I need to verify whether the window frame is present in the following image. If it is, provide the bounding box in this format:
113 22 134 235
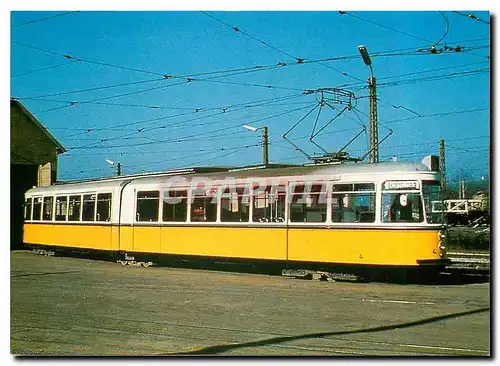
189 187 219 223
24 197 33 221
32 197 43 221
251 184 287 224
96 192 113 222
135 190 160 223
289 183 328 223
162 189 189 223
380 191 424 224
42 196 54 221
220 186 251 223
68 195 83 222
82 193 97 222
55 195 69 222
331 182 377 224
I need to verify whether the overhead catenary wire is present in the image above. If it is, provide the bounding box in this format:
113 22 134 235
60 105 488 158
11 60 79 79
12 33 492 179
200 11 365 82
381 107 489 125
339 11 431 43
67 103 317 150
351 68 489 91
27 69 306 115
12 11 79 27
12 38 488 113
70 143 261 176
56 93 308 142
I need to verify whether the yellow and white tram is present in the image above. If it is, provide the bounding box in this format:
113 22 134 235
22 158 448 279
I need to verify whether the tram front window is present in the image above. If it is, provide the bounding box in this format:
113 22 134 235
423 180 444 224
382 193 423 223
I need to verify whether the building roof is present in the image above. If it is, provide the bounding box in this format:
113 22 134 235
11 99 66 154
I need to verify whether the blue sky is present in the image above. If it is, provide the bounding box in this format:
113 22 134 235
10 11 490 182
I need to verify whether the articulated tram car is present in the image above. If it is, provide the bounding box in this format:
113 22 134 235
23 160 448 279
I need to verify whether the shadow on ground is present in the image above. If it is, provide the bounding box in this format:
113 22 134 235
168 307 490 355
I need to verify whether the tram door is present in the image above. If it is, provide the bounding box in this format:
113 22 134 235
132 190 161 253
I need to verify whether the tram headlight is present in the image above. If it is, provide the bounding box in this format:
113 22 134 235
438 230 447 257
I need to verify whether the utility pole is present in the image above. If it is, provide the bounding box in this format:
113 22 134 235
358 45 379 163
243 124 269 166
262 126 269 166
439 139 446 193
458 168 465 199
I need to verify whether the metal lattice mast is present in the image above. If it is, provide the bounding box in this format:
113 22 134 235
439 139 446 192
369 76 379 163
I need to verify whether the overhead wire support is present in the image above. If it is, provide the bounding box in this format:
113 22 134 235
452 11 490 25
431 11 450 48
341 11 481 58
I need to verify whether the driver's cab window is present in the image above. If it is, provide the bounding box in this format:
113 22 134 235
382 193 423 223
381 180 423 223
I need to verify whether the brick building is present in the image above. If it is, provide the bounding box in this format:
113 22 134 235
10 99 66 249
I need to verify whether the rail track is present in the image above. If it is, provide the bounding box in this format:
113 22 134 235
444 251 490 279
447 251 490 268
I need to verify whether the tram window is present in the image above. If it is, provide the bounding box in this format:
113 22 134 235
252 185 286 223
190 189 217 222
68 195 82 221
221 187 250 222
136 191 159 222
290 184 327 223
382 193 423 223
82 194 96 221
163 190 188 222
96 193 112 222
55 196 68 221
423 181 444 224
32 197 42 221
332 183 375 192
332 183 376 223
24 198 32 220
42 196 54 221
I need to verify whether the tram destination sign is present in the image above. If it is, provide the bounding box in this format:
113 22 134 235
383 180 420 190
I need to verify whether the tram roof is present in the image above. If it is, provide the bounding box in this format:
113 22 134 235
126 161 438 185
26 161 439 195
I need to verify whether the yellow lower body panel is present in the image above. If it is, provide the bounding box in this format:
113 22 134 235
287 228 441 266
120 226 287 260
23 223 441 267
23 224 117 251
